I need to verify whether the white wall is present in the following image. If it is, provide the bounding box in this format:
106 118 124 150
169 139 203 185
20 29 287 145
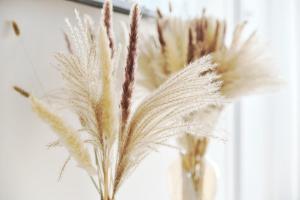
238 0 299 200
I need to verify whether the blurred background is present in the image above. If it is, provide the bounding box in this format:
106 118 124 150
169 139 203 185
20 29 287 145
0 0 299 200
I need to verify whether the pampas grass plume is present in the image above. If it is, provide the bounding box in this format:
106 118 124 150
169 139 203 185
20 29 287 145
14 86 95 175
99 22 116 141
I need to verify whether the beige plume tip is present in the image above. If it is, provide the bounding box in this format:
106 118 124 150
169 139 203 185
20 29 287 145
13 86 30 98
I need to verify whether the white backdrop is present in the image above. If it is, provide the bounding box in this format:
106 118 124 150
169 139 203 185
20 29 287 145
1 0 299 200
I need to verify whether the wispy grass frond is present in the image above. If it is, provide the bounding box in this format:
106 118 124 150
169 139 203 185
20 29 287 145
215 26 282 98
139 14 280 98
114 56 222 192
30 95 96 174
14 87 95 175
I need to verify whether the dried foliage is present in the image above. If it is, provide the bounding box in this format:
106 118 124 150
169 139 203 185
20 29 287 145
14 86 95 175
14 1 224 200
138 10 282 196
138 13 281 97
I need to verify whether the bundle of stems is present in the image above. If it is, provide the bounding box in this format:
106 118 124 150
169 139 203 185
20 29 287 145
138 9 281 197
14 1 224 199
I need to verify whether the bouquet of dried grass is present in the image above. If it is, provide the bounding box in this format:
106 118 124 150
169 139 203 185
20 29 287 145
14 1 224 200
138 9 281 199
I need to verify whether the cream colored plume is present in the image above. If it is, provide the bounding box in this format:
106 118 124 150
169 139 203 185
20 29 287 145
30 95 95 175
137 14 281 141
137 12 282 200
138 15 281 99
56 10 103 138
215 24 282 98
115 56 223 188
99 22 116 140
138 17 189 90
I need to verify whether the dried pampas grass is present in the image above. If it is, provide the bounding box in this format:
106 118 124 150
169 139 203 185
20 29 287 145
13 86 95 175
138 10 282 139
138 9 282 198
138 13 281 98
13 1 224 200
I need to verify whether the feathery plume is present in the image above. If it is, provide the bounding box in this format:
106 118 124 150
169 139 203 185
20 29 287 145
138 14 280 98
114 56 223 193
99 22 115 141
120 4 140 132
14 86 95 175
102 0 114 57
137 11 282 199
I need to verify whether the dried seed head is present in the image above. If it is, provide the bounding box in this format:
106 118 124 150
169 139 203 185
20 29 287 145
120 4 140 132
102 0 114 57
12 21 20 36
13 86 29 98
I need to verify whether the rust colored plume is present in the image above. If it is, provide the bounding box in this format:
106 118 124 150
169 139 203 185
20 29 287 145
103 0 114 57
120 4 140 132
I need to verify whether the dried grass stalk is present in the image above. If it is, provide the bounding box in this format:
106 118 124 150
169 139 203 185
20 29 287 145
14 87 95 175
